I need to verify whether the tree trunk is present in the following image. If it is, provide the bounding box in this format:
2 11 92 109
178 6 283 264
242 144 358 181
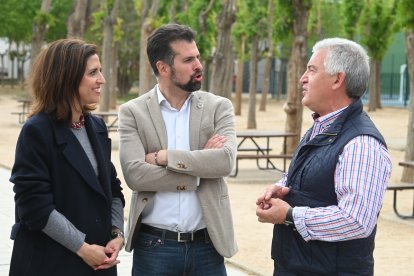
247 35 259 129
368 59 380 112
402 30 414 182
67 0 89 38
235 59 244 115
138 0 160 96
284 0 311 153
259 0 274 111
234 36 246 115
376 62 382 108
110 42 119 109
276 58 287 100
30 0 52 67
100 0 120 112
209 0 236 98
259 57 272 111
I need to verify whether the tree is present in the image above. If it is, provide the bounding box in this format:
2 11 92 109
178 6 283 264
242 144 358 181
398 0 414 182
247 34 259 129
282 0 311 153
259 0 275 112
232 0 249 115
31 0 52 67
360 0 398 111
341 0 364 39
138 0 160 96
115 0 140 96
99 0 120 112
245 0 267 129
175 0 219 92
234 36 246 115
209 0 236 98
67 0 91 38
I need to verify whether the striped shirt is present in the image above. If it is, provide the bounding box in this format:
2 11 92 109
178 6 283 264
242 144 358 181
277 107 392 242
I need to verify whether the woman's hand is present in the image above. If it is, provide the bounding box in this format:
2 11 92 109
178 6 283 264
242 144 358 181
94 237 124 270
76 242 112 270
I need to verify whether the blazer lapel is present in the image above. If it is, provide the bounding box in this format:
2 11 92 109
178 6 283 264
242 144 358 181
146 88 168 149
84 115 112 206
189 92 204 150
53 119 106 199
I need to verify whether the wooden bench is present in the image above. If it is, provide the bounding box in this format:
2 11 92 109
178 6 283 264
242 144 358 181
387 182 414 219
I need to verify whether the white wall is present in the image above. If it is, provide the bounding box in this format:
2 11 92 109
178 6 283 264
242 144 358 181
0 38 31 79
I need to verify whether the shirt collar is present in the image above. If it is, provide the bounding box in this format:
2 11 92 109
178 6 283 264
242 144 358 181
156 85 193 109
312 106 348 130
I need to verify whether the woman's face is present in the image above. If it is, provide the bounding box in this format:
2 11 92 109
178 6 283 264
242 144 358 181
78 54 105 107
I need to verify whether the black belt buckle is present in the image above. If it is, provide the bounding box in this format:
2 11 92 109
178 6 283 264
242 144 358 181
177 231 194 242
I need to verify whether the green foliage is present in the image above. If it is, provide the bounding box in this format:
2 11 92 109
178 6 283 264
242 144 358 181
397 0 414 30
44 0 72 41
175 0 221 61
117 0 141 94
341 0 364 39
0 0 41 43
360 0 398 59
35 11 55 30
271 0 294 59
307 0 343 43
87 10 106 43
233 0 267 59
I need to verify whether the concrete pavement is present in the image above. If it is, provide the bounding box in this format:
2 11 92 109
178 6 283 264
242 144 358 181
0 166 251 275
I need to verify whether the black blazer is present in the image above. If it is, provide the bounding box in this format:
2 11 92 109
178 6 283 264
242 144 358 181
9 112 124 276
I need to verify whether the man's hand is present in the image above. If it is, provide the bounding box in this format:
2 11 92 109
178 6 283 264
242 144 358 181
256 184 290 209
256 198 291 224
204 134 227 149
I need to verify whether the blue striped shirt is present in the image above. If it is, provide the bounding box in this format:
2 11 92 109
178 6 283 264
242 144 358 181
278 108 392 242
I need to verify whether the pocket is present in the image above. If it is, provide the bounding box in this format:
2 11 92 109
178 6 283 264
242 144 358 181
135 232 163 250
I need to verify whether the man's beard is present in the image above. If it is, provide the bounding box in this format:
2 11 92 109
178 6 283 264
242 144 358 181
171 68 202 93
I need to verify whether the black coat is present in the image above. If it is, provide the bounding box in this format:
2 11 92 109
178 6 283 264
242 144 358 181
9 112 124 276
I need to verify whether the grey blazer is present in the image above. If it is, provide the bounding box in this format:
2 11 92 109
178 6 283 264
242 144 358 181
118 87 238 257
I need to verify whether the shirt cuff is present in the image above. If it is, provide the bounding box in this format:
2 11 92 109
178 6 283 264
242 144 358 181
292 206 311 241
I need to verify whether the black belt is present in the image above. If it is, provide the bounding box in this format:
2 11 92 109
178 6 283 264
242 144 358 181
140 224 208 242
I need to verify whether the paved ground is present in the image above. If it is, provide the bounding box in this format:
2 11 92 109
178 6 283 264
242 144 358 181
0 166 250 276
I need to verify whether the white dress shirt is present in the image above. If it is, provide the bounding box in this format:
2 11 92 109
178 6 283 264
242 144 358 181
141 86 206 232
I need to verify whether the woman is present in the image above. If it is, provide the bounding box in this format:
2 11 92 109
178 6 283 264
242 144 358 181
9 38 125 276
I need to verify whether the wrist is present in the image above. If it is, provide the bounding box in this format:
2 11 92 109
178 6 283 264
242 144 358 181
284 207 295 227
111 228 124 240
154 151 160 166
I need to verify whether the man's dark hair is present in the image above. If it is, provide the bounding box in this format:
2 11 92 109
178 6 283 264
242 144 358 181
147 24 196 76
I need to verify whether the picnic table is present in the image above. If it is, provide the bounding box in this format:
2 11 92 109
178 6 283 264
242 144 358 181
11 99 31 124
387 161 414 219
92 111 118 132
230 130 297 177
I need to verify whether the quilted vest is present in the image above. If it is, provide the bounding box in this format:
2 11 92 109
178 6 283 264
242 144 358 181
272 99 386 275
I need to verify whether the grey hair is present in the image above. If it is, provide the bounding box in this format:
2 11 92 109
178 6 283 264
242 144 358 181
313 38 370 99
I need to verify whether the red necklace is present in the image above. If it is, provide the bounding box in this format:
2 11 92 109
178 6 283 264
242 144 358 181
70 115 85 129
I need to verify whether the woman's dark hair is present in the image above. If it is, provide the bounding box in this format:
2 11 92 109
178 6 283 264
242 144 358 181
147 24 196 76
29 38 98 121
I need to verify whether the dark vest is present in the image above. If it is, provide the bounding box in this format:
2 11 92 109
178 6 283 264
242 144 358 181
272 100 386 276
